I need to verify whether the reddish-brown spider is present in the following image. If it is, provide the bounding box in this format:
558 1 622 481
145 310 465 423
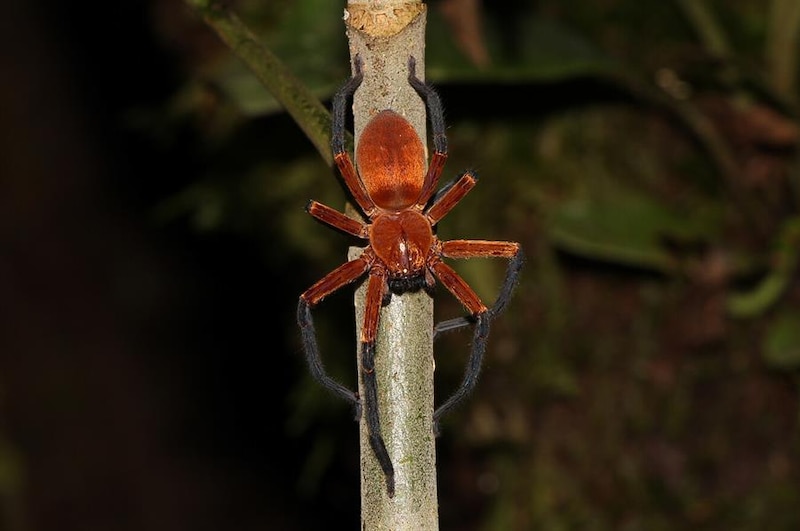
297 56 523 497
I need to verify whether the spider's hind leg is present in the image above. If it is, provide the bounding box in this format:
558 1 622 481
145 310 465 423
408 56 446 154
408 56 449 208
331 55 364 156
329 56 376 217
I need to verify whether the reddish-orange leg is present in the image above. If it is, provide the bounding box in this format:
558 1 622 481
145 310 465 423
297 55 523 497
428 239 523 427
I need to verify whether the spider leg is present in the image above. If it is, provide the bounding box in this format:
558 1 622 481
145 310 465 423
408 56 448 207
434 240 524 339
425 171 478 226
360 269 396 497
331 55 377 217
432 316 473 337
298 256 371 418
428 259 488 434
408 56 446 155
331 55 364 156
306 200 368 239
434 312 490 433
428 241 523 433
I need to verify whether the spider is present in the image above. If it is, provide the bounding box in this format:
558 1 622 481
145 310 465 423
297 55 523 498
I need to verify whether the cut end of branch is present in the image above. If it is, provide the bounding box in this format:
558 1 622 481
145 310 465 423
345 1 425 37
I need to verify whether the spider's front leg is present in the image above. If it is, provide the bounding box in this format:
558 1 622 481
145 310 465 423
423 170 524 336
360 268 396 497
433 238 525 338
297 256 371 417
428 240 523 433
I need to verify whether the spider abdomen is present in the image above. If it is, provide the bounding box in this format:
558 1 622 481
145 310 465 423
356 110 426 210
371 210 433 278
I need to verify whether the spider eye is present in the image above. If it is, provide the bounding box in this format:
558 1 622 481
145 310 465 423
371 211 433 277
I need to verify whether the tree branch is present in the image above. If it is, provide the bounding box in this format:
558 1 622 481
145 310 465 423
185 0 438 525
184 0 334 164
344 1 439 529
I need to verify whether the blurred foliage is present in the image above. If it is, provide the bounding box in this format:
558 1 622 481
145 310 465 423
155 0 800 529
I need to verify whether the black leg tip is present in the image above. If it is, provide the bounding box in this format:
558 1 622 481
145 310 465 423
353 54 364 75
408 56 420 81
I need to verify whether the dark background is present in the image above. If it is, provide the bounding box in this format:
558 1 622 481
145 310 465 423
1 1 799 530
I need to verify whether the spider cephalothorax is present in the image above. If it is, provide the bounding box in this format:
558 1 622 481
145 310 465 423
297 56 523 497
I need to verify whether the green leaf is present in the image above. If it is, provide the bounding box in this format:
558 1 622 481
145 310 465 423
208 0 348 117
186 1 336 163
547 185 721 272
727 216 800 318
763 310 800 371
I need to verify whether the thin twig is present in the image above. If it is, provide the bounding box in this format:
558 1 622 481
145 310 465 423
344 1 439 529
185 0 333 164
